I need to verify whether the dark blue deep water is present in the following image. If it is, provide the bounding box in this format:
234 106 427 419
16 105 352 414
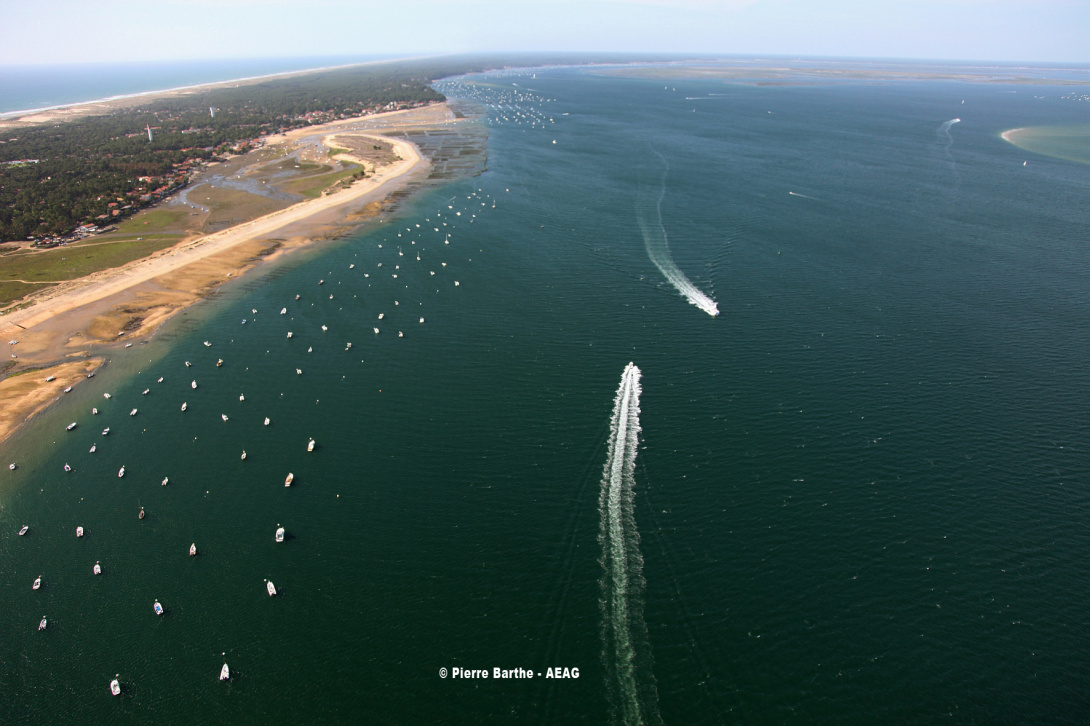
2 65 1088 724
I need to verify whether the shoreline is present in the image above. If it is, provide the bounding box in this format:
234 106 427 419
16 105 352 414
0 55 433 124
0 104 448 446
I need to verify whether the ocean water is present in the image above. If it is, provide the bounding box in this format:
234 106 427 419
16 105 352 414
1 65 1088 724
0 56 390 115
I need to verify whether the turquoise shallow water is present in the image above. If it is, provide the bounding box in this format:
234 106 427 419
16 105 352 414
2 66 1088 724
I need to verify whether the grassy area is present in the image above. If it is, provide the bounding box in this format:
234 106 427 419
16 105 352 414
327 146 349 157
0 235 181 284
116 208 191 235
0 280 53 307
278 162 363 199
194 187 284 232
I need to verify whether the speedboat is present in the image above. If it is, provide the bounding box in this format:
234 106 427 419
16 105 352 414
241 450 247 460
219 662 230 681
129 408 137 416
102 427 110 435
191 380 197 389
110 677 121 696
203 341 212 347
94 561 102 575
216 359 223 367
275 526 285 543
76 526 84 537
264 417 270 426
18 525 28 535
374 327 380 334
181 402 187 411
157 377 163 383
377 313 384 320
185 361 191 367
221 414 229 422
142 389 149 395
307 439 315 452
118 466 125 478
239 394 245 402
64 463 72 472
294 294 300 300
266 580 277 596
295 369 302 375
66 422 77 431
9 463 15 471
161 477 169 486
280 308 287 315
103 393 111 399
189 543 197 556
284 472 293 487
286 332 293 339
153 600 163 615
138 507 145 519
92 407 98 415
398 331 403 338
90 445 96 453
39 617 47 631
321 325 328 332
32 576 41 590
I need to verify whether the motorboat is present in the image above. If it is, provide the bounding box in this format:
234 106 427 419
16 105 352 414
191 380 197 389
264 417 270 426
9 463 15 471
110 677 121 696
221 414 229 422
161 477 169 486
286 332 293 339
216 359 223 367
239 394 245 402
138 507 145 519
92 407 98 415
76 526 84 537
39 617 47 631
153 600 163 615
118 466 125 478
398 332 404 338
181 402 187 411
321 325 328 332
284 473 293 487
189 543 197 556
203 341 212 347
219 662 230 681
90 445 96 453
294 294 300 300
241 450 247 460
94 561 102 575
295 369 302 375
280 308 287 315
157 377 163 383
129 408 138 416
64 463 72 472
66 422 77 431
103 393 111 399
102 427 110 435
142 389 149 395
18 525 28 535
185 361 192 367
266 580 277 597
307 439 315 452
374 327 380 334
32 576 41 590
275 526 285 542
46 375 56 382
64 386 73 393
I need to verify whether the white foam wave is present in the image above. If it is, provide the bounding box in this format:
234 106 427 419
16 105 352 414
636 150 719 317
599 363 660 725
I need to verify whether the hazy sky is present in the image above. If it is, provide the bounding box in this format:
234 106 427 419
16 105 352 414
1 0 1086 65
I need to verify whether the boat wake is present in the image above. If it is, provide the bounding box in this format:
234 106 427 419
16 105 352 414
938 118 962 182
636 150 719 317
598 363 661 726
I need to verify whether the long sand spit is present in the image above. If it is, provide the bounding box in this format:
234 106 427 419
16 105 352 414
0 106 435 445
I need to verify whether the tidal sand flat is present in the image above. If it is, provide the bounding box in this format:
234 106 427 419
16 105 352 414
1001 124 1090 163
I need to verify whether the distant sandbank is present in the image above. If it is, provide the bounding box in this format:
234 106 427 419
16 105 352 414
1000 124 1089 164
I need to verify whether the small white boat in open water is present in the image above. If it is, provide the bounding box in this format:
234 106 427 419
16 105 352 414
219 662 230 681
153 600 164 616
32 576 41 590
284 473 293 487
39 617 47 631
94 561 102 575
307 439 315 452
18 525 28 535
266 580 277 597
76 526 84 537
189 543 197 556
118 466 125 478
110 677 121 696
275 526 285 542
181 402 187 411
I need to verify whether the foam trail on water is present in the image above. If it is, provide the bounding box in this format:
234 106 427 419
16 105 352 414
599 363 661 726
637 150 719 316
938 118 962 182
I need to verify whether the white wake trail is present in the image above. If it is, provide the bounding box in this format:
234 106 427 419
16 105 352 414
599 363 661 726
636 150 719 317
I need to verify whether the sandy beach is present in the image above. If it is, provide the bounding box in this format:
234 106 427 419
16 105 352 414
0 103 454 445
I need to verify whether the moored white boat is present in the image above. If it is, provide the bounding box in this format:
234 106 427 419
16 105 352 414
219 662 230 681
189 543 197 556
89 445 96 453
66 422 77 431
266 579 277 597
191 380 198 389
110 677 121 696
221 414 229 422
264 417 271 426
241 450 247 460
181 402 187 411
153 600 163 615
102 427 110 435
307 438 315 452
129 408 137 416
161 477 169 486
94 561 102 575
39 617 47 631
275 526 285 542
284 472 293 487
32 576 41 590
76 526 84 537
18 524 28 535
118 466 125 478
